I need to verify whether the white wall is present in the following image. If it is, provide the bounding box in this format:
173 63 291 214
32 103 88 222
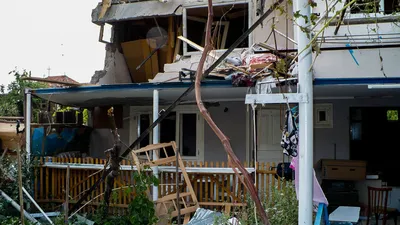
314 98 400 163
204 102 249 162
310 0 400 79
90 44 132 85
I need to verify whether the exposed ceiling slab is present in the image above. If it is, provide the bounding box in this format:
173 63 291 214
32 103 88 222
92 0 184 24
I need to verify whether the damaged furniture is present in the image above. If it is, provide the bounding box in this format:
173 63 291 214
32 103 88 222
131 142 199 224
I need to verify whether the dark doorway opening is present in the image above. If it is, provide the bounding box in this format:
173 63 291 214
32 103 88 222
350 107 400 186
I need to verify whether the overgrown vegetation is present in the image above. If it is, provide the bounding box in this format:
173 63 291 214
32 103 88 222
214 180 298 225
0 151 38 224
0 69 47 121
91 167 159 225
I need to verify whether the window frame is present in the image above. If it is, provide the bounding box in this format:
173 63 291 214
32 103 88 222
130 106 204 161
182 1 252 57
326 0 400 19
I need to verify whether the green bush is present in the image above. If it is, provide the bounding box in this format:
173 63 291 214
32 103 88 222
218 180 299 225
266 181 298 225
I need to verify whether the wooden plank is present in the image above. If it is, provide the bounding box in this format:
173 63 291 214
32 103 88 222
221 161 225 202
199 161 203 202
77 158 82 199
51 157 56 200
167 16 174 63
34 166 38 200
173 25 182 62
260 162 264 201
65 165 70 225
271 162 276 192
40 159 44 200
183 214 190 224
45 166 49 200
198 202 247 207
177 36 217 60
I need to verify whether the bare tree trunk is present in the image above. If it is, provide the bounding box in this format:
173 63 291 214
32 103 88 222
194 0 270 224
103 107 121 214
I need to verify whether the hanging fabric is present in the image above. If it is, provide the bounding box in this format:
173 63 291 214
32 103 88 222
280 109 299 157
290 144 329 208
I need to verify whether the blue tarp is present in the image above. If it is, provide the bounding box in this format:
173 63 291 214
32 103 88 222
31 127 77 156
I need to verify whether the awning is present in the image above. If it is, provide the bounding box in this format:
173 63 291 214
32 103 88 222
32 81 245 107
32 78 400 108
92 0 184 24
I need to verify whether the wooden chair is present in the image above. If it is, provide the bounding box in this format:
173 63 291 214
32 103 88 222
367 186 398 225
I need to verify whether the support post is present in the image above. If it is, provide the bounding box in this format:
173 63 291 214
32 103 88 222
17 145 25 225
296 0 314 224
152 90 160 201
25 89 32 162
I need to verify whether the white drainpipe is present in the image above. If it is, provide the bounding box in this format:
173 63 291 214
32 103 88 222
25 89 32 162
152 89 159 201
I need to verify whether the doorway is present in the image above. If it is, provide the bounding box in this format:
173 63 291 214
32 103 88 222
350 107 400 186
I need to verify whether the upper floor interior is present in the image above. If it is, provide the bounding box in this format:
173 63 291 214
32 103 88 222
89 0 400 85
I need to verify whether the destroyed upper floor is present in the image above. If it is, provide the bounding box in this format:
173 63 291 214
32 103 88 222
89 0 400 85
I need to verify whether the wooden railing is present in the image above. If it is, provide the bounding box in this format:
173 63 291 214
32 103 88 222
33 157 281 214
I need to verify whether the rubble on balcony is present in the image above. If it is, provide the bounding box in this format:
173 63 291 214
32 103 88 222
151 42 298 91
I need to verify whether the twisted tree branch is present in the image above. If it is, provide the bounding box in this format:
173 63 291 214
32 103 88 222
194 0 270 224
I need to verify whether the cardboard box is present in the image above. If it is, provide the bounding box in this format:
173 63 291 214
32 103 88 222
316 159 367 181
121 39 159 83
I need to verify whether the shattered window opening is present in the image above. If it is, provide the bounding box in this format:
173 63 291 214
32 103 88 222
185 3 249 53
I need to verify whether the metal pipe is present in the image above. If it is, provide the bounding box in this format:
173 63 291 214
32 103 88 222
320 33 400 38
296 0 314 224
255 43 400 53
274 29 298 45
152 89 160 201
25 89 32 162
23 187 54 225
0 189 40 224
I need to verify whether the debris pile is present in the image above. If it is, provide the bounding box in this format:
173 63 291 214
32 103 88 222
151 43 298 92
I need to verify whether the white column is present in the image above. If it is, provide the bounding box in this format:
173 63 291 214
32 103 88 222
296 1 314 225
152 89 160 201
25 89 32 162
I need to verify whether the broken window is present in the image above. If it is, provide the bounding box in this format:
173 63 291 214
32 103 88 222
350 0 400 14
184 3 249 53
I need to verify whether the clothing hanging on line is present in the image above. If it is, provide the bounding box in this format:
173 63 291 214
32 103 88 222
281 109 299 157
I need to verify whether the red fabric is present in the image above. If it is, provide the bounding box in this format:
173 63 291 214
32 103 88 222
247 53 278 65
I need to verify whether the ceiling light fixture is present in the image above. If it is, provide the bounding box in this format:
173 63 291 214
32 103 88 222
368 84 400 89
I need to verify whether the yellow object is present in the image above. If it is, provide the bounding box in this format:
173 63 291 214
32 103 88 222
121 39 159 83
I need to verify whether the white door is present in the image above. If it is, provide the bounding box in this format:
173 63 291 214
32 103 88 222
257 109 284 163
